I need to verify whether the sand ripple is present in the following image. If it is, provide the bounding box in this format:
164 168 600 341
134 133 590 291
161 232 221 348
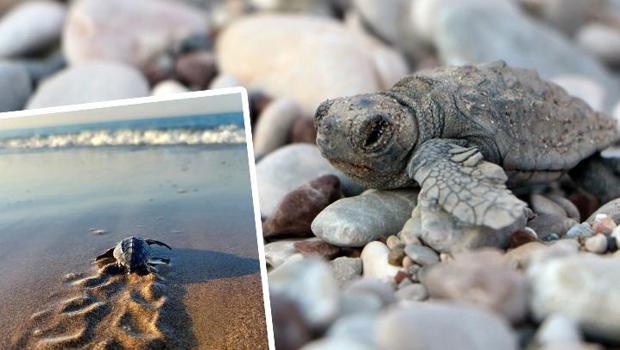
12 260 194 349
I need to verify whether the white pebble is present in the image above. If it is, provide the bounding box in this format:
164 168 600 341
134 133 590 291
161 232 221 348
584 234 607 254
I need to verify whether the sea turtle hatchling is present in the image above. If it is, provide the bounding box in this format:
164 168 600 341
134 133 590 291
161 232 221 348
314 61 619 232
95 236 172 274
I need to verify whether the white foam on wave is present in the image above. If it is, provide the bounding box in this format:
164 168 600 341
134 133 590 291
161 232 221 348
0 125 246 149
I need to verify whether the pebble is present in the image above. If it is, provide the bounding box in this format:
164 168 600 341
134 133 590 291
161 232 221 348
327 314 377 348
404 244 439 266
387 245 406 266
256 144 362 217
527 213 577 239
263 175 342 237
360 241 401 283
345 278 396 306
385 235 403 250
421 249 528 323
249 0 337 16
376 302 518 350
577 23 620 67
290 116 316 144
0 1 66 58
16 51 65 84
312 189 417 247
394 283 428 301
509 227 539 248
174 51 218 89
27 62 149 109
264 239 302 268
0 61 31 112
530 193 568 217
416 0 618 111
300 337 373 350
329 257 363 286
591 213 616 235
64 0 208 70
253 98 303 157
269 257 339 328
294 238 340 259
565 223 595 239
208 73 241 90
270 293 312 350
587 198 620 226
528 254 620 342
584 234 608 254
216 14 408 115
547 194 581 221
551 75 606 112
535 314 582 346
152 79 189 96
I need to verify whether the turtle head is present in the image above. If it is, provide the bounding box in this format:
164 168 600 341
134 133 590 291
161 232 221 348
314 93 418 189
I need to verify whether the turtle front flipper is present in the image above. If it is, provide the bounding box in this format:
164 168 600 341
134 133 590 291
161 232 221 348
95 247 115 261
407 139 528 230
145 239 172 250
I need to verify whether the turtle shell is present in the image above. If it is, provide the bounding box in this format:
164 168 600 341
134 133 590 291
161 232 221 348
113 236 151 271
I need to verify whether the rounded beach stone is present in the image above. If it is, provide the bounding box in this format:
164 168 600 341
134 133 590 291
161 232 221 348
152 79 189 96
290 116 316 144
421 249 528 323
269 257 339 328
271 293 312 350
0 1 66 58
360 241 401 283
0 61 32 112
208 73 241 90
63 0 208 70
530 194 569 217
527 213 577 239
584 234 607 254
577 23 620 67
394 283 428 301
27 62 149 109
311 189 417 247
587 198 620 225
329 257 363 286
262 174 342 237
264 239 302 268
591 213 616 234
216 14 407 115
294 238 340 260
404 244 439 266
376 302 518 350
565 223 595 239
174 51 218 89
528 254 620 342
253 98 304 157
535 313 582 346
256 144 362 217
327 314 378 349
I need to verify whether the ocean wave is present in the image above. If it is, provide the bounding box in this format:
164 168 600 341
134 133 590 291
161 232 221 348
0 125 246 149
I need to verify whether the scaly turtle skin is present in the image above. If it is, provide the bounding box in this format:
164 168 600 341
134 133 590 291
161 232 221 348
95 236 172 274
315 61 619 230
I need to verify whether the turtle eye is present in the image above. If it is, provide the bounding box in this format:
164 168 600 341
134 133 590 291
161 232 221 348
361 115 391 151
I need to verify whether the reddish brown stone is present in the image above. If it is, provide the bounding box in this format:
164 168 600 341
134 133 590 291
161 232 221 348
263 175 343 238
290 117 316 144
294 238 340 259
509 228 539 248
175 51 218 89
271 293 312 350
569 191 600 222
394 271 413 284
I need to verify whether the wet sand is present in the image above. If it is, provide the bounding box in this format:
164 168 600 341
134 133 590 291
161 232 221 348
0 145 268 349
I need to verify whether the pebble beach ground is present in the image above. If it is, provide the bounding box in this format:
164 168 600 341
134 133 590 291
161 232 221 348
2 0 620 350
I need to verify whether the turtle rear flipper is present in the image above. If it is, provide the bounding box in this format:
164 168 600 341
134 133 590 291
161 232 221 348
95 247 114 261
148 257 171 265
145 239 172 250
408 139 528 230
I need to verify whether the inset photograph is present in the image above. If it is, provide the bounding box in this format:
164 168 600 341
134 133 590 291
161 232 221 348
0 89 270 349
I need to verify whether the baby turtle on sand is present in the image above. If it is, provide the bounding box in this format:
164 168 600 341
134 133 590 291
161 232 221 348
315 61 619 231
96 236 172 274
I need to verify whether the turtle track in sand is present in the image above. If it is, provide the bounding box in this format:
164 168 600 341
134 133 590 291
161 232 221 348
11 260 196 349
